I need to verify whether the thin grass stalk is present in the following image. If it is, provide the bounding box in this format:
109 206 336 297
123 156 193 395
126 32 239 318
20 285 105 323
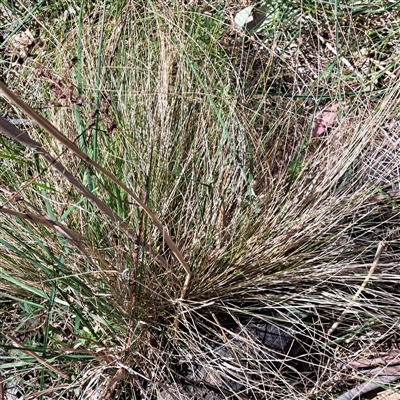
0 87 192 298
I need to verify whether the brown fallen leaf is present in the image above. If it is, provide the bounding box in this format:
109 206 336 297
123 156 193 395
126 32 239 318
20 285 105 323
339 349 400 370
374 389 400 400
311 103 338 137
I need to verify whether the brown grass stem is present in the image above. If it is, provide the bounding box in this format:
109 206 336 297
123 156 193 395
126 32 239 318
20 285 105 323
327 241 385 337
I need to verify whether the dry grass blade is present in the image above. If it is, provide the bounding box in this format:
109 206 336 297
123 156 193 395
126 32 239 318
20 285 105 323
0 206 86 250
0 204 114 284
327 242 385 337
23 384 71 400
0 82 192 299
0 114 167 281
4 334 68 379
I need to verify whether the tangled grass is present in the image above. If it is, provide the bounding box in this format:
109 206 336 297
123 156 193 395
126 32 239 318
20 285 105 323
1 1 400 399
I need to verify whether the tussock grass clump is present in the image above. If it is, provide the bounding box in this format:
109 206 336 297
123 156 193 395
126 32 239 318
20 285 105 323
1 1 400 399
